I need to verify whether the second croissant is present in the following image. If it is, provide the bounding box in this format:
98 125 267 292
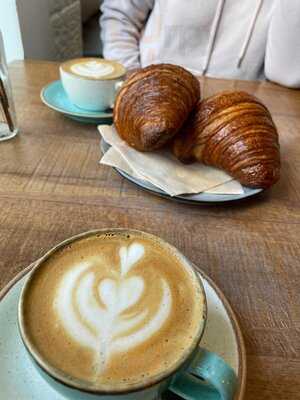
173 91 280 189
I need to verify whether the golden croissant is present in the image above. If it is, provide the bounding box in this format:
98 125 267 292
172 91 280 188
114 64 200 151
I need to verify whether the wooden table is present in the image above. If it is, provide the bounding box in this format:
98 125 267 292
0 60 300 399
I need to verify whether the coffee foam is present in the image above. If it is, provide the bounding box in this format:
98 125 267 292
70 61 115 79
23 233 204 390
61 58 126 80
54 242 172 375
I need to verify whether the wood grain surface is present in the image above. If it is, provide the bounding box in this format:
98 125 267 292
0 60 300 399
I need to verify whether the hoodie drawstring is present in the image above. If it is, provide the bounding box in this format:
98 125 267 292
202 0 225 75
203 0 264 74
238 0 264 68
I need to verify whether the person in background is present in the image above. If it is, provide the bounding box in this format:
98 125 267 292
100 0 300 88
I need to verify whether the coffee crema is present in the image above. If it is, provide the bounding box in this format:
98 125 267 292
60 58 126 80
22 232 205 390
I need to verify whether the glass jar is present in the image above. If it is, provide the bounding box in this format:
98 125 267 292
0 30 18 141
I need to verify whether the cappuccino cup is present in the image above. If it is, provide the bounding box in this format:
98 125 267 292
60 58 126 111
18 229 237 400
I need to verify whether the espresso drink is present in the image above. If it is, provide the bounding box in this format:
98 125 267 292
61 58 126 80
22 231 205 390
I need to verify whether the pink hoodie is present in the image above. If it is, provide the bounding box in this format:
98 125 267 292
100 0 300 88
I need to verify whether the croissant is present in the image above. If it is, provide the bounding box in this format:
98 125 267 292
114 64 200 151
172 91 280 188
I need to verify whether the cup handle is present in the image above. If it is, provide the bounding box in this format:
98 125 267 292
170 348 238 400
115 80 124 92
110 80 124 109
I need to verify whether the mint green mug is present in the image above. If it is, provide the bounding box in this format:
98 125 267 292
18 229 238 400
32 347 237 400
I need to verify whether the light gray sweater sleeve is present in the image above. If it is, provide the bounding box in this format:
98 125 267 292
265 0 300 88
100 0 154 69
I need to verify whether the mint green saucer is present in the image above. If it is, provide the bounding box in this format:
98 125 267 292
0 263 245 399
41 81 113 125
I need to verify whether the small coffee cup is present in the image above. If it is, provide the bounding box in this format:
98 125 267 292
18 229 237 400
60 58 126 111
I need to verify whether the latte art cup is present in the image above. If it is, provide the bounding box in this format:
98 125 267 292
60 58 126 111
18 229 237 400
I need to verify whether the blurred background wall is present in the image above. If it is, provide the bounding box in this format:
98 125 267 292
0 0 24 62
0 0 102 62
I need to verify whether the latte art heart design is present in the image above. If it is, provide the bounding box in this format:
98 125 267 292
71 61 115 78
119 243 145 276
99 277 144 313
54 242 172 377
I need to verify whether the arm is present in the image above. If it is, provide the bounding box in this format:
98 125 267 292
265 0 300 88
100 0 154 70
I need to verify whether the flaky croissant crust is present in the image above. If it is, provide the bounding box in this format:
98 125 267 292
172 91 280 188
114 64 200 151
